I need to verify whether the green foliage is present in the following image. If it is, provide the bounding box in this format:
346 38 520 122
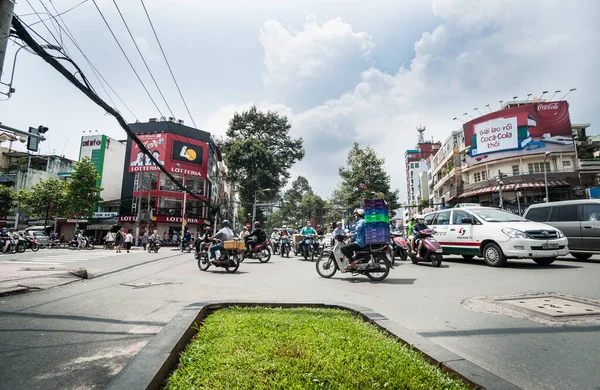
269 176 326 229
0 185 16 216
65 157 102 218
337 143 400 211
166 307 468 390
221 106 304 220
16 178 68 220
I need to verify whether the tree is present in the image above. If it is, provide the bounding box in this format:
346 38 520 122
17 178 68 229
269 176 326 229
65 157 102 220
221 106 304 221
338 143 399 212
0 185 16 217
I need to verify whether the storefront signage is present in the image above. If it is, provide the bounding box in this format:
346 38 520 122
154 216 203 224
93 212 118 218
118 216 137 222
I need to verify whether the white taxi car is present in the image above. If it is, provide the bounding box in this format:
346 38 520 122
423 206 569 267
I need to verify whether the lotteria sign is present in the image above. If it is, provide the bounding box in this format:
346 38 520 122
118 215 204 224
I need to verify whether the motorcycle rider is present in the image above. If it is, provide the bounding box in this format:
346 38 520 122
341 209 367 270
298 221 318 255
148 230 159 251
208 220 234 263
77 230 85 250
407 216 417 255
270 228 280 252
279 225 292 253
239 226 250 239
333 222 345 238
412 215 429 258
245 221 267 252
195 226 211 254
1 228 10 253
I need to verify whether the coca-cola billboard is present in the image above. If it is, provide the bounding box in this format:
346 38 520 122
462 101 574 167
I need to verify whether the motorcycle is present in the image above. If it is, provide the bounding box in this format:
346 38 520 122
148 239 161 253
242 238 271 263
181 240 193 253
103 241 115 250
197 240 241 273
271 238 280 255
1 237 21 254
69 237 94 250
391 232 409 262
408 229 443 267
280 237 292 258
300 234 320 261
316 235 393 281
23 237 40 252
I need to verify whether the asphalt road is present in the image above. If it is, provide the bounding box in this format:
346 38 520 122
0 250 599 390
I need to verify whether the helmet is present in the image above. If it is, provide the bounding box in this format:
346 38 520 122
254 221 261 227
205 226 212 231
222 220 230 227
274 228 279 231
282 225 287 229
354 208 365 216
242 226 248 231
415 214 425 221
306 221 311 226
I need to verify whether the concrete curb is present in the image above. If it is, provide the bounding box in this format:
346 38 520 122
0 268 88 297
107 301 520 390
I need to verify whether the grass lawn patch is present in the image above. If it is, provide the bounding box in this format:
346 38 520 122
165 307 468 389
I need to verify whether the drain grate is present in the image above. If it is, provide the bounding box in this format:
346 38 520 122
496 296 600 317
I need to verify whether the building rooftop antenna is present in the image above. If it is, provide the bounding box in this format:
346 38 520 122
416 125 426 143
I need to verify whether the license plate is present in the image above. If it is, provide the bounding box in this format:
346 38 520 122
542 243 559 249
429 238 437 242
435 249 443 253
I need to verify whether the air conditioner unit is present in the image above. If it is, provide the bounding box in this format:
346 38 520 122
149 118 157 122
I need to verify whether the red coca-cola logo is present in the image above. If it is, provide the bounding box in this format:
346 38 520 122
536 102 561 118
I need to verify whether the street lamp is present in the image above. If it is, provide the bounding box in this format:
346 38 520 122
543 152 552 203
252 188 272 224
560 88 577 100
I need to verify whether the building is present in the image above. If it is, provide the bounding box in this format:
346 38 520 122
404 126 441 211
117 118 228 239
431 99 589 215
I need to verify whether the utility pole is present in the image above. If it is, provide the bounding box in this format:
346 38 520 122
180 179 187 250
0 0 16 78
135 172 143 245
497 170 504 209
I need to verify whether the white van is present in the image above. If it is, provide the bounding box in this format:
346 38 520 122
423 206 569 267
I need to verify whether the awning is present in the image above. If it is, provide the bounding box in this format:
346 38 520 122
459 180 570 199
87 224 117 230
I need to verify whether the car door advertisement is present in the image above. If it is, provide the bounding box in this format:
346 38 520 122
462 101 573 167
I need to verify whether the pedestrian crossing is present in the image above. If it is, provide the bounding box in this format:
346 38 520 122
0 249 144 267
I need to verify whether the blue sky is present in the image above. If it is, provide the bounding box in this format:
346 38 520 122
1 0 598 202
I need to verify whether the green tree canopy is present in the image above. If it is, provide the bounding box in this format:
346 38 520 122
16 178 68 224
66 156 102 219
338 143 399 212
221 106 304 221
0 185 16 217
268 176 326 229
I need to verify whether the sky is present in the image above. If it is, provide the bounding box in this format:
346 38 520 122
1 0 599 202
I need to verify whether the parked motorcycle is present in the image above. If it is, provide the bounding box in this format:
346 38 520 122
69 237 94 250
181 241 193 253
148 239 161 253
391 232 409 262
197 241 241 273
242 238 271 263
408 229 443 267
316 235 393 281
23 237 40 252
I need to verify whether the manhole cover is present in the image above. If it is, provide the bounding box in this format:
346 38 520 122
497 296 600 317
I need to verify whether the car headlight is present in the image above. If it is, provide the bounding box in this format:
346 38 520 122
501 228 530 239
556 230 565 238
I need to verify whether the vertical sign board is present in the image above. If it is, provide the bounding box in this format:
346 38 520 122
79 135 107 188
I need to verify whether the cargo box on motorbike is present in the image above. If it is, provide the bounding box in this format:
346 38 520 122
293 234 303 244
223 240 245 250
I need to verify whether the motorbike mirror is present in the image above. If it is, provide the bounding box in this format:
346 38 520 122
461 218 474 224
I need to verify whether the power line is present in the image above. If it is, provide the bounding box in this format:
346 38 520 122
140 0 197 128
23 0 62 48
37 0 65 50
111 0 177 120
28 0 88 26
91 0 164 116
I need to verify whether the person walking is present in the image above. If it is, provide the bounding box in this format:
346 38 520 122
115 229 125 253
125 230 133 253
141 233 148 250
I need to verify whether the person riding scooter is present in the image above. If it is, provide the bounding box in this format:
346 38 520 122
195 226 211 254
298 221 318 255
209 220 234 263
411 215 429 259
341 209 367 270
279 225 292 254
245 221 267 252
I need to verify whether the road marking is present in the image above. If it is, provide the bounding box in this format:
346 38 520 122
1 261 63 265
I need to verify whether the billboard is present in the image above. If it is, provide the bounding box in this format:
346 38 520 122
79 135 106 186
462 101 573 167
128 133 207 177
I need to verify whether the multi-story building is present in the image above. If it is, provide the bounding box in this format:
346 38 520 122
404 127 441 210
430 99 589 215
117 118 229 238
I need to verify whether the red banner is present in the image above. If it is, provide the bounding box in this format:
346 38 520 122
117 215 205 225
128 133 168 173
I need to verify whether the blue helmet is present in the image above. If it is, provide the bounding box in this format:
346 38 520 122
222 220 230 227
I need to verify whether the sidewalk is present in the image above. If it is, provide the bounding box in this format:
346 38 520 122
0 263 87 297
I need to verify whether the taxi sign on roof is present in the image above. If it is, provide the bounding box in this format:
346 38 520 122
454 203 480 208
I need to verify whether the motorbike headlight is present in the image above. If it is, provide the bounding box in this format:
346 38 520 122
556 230 565 238
501 228 530 239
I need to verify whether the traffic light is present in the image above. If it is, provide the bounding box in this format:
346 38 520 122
26 125 48 152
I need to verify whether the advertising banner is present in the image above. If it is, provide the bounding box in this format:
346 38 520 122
80 135 106 186
129 133 208 178
462 101 573 167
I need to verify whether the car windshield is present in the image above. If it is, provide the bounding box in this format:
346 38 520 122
470 208 527 223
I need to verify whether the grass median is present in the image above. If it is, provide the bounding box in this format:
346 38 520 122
165 307 468 389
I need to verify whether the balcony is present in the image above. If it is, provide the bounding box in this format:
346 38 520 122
461 169 576 193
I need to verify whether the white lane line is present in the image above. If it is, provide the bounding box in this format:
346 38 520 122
31 259 78 263
1 261 63 265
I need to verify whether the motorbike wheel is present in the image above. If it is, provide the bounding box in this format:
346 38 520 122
410 253 419 264
316 254 337 278
365 256 391 281
30 243 39 252
86 243 95 250
69 242 78 250
310 246 315 262
258 247 271 263
197 253 210 271
429 253 443 267
17 242 26 253
8 244 17 254
225 255 240 273
399 249 408 261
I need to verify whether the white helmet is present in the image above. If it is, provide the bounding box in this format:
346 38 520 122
354 208 365 216
415 214 425 221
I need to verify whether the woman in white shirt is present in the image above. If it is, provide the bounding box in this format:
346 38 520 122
124 230 133 253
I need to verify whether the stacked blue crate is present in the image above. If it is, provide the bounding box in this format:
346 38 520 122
364 199 390 244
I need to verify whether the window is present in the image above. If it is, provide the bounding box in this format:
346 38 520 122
528 162 551 174
481 171 487 180
185 176 205 196
563 160 571 168
157 197 183 216
525 207 550 222
549 205 578 222
583 204 600 221
160 173 184 191
512 165 520 176
415 163 419 168
474 173 481 182
423 213 435 225
452 210 472 225
432 210 451 225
